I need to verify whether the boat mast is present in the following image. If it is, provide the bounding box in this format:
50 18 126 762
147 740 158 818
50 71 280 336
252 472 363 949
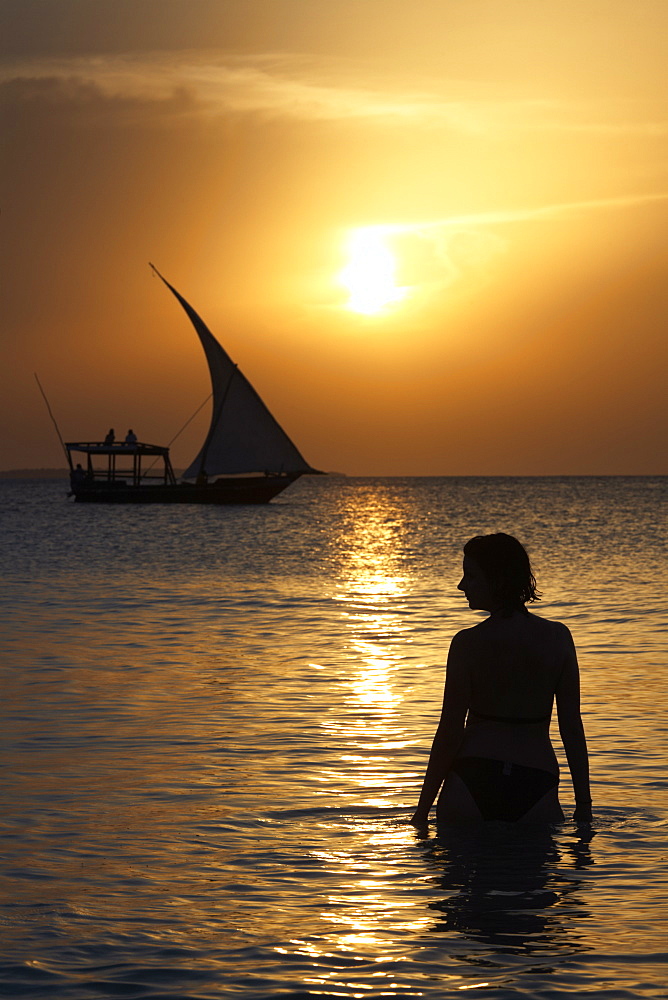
197 365 237 477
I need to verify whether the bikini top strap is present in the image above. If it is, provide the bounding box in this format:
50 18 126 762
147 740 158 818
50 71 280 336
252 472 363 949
469 709 552 724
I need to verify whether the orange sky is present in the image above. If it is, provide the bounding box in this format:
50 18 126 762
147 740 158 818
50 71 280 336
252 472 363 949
1 0 666 474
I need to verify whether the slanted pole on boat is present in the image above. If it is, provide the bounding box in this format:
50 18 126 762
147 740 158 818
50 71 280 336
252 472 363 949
34 373 72 470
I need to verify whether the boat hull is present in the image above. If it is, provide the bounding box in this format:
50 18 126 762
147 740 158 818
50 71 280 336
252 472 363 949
70 476 299 505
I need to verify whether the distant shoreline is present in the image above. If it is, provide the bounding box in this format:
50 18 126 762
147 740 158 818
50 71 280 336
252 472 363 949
0 469 663 480
0 469 194 480
0 469 71 479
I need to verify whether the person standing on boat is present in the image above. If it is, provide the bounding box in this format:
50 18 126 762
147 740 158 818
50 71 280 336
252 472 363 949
411 533 592 826
103 428 115 446
125 429 138 446
68 463 89 497
70 463 86 486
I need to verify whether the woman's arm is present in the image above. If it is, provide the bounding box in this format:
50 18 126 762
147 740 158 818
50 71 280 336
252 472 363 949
555 626 592 822
410 632 470 825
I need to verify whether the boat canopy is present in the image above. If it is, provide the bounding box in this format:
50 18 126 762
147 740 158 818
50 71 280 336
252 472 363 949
151 267 316 481
65 440 177 487
66 442 169 457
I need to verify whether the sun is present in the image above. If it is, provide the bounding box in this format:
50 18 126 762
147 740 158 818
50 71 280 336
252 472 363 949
339 227 406 315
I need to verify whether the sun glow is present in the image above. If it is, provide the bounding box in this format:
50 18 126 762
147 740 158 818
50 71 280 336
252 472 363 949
339 228 407 314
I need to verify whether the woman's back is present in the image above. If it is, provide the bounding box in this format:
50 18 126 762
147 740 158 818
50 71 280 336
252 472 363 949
463 612 568 722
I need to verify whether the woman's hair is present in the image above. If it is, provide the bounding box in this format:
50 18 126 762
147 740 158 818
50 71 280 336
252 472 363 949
463 533 540 611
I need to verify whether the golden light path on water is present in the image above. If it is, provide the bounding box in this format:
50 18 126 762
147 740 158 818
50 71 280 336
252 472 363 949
331 492 414 812
277 494 445 992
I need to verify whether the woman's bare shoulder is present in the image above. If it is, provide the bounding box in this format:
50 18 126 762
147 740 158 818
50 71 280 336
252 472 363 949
450 622 487 649
528 613 575 646
446 626 482 673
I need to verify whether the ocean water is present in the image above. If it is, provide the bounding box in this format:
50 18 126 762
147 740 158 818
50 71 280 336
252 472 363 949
1 475 666 999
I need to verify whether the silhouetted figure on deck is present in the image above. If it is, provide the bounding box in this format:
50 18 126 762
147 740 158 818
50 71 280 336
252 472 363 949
124 429 138 446
68 463 88 497
103 428 115 446
411 533 591 827
70 463 86 486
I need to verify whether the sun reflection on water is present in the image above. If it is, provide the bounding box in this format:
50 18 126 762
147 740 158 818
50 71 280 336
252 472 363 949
295 494 444 985
321 491 425 812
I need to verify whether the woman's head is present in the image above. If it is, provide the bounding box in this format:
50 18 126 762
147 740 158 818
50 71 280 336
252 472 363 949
460 533 540 614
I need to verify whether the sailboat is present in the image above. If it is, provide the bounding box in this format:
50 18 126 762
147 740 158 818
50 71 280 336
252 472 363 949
65 266 319 504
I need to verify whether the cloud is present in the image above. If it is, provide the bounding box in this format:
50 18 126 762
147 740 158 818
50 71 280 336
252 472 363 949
388 192 668 234
541 120 668 136
0 53 480 125
3 52 665 136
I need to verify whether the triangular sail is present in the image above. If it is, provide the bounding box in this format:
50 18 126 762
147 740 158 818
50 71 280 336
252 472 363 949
151 266 314 479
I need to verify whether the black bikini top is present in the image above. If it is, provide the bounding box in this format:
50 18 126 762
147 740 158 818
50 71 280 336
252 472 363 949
469 709 552 724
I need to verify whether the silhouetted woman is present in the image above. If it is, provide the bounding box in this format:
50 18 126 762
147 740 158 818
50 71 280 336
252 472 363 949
411 533 591 825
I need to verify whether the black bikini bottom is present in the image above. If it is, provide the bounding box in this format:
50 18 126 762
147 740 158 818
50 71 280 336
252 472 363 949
448 756 559 822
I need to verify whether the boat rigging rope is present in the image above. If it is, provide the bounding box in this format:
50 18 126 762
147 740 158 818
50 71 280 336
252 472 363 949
166 392 213 449
140 392 212 480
